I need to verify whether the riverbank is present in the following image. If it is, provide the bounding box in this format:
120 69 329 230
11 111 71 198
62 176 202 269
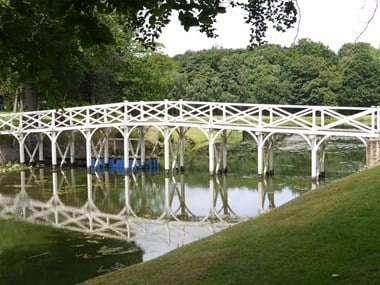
82 165 379 285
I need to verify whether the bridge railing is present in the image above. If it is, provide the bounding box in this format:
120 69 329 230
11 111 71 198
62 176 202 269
0 100 379 137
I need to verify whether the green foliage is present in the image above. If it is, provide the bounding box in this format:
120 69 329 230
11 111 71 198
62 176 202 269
337 43 380 107
0 0 298 109
169 40 380 107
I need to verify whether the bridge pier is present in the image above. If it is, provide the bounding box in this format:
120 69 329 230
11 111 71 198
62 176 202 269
16 133 26 166
264 135 275 176
310 136 327 181
103 128 110 168
123 127 130 171
164 127 170 175
366 139 380 167
139 126 146 169
178 127 186 172
69 132 76 167
257 133 265 179
85 129 92 169
208 129 215 176
38 133 45 164
50 131 58 169
220 130 228 173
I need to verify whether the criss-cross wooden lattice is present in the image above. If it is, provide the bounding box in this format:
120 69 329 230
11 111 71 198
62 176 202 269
0 100 378 137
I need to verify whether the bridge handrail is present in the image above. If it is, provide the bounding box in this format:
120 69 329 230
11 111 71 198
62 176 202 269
0 100 379 137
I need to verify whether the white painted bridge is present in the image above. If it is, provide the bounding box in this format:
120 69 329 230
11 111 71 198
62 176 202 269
0 100 379 180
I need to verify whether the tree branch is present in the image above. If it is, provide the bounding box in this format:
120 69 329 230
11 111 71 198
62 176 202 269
354 0 378 43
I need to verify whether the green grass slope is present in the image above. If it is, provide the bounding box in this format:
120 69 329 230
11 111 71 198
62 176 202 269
83 166 380 285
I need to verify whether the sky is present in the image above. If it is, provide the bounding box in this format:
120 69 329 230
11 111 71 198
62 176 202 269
159 0 380 56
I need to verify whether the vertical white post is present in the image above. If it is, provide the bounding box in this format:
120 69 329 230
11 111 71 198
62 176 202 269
38 133 44 163
257 132 264 178
139 127 146 169
319 142 326 178
85 129 92 169
208 129 215 176
222 130 228 173
268 135 275 176
69 132 76 166
17 134 25 165
179 127 185 172
104 128 110 168
50 132 58 169
310 135 319 181
164 127 170 175
123 127 129 171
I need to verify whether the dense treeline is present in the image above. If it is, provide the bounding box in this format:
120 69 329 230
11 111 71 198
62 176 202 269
1 38 379 110
168 39 380 107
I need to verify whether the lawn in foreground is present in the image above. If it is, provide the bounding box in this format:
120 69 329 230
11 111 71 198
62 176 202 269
83 165 380 285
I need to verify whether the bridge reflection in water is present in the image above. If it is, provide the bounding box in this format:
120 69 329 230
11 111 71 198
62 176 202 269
0 169 280 260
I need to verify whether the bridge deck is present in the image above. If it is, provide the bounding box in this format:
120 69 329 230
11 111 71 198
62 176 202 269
0 100 379 138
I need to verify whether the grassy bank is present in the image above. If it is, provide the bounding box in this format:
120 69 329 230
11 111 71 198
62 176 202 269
83 166 380 285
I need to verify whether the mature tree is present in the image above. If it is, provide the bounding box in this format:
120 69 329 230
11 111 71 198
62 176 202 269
337 43 380 107
287 39 339 66
0 0 297 110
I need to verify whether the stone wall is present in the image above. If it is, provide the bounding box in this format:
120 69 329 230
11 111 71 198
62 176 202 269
366 139 380 167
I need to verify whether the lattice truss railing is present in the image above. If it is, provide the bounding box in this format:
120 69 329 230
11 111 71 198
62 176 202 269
0 101 378 137
0 191 229 241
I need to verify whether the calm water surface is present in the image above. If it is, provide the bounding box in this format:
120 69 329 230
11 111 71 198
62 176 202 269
0 136 365 284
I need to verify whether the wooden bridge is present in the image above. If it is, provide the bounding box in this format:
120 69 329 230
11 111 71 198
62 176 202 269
0 100 379 180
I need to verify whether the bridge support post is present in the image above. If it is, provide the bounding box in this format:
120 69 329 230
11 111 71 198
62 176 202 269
38 133 44 164
310 135 319 181
85 129 92 170
139 127 146 169
257 132 264 179
222 130 228 173
265 135 275 176
208 129 215 176
50 131 58 169
164 127 170 175
104 128 110 169
69 132 76 167
319 142 326 178
179 127 185 173
16 134 26 166
123 127 130 171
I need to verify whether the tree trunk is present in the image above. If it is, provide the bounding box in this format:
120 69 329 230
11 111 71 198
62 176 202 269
24 84 38 111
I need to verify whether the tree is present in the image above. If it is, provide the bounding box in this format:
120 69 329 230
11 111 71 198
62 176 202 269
337 43 380 107
0 0 297 110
